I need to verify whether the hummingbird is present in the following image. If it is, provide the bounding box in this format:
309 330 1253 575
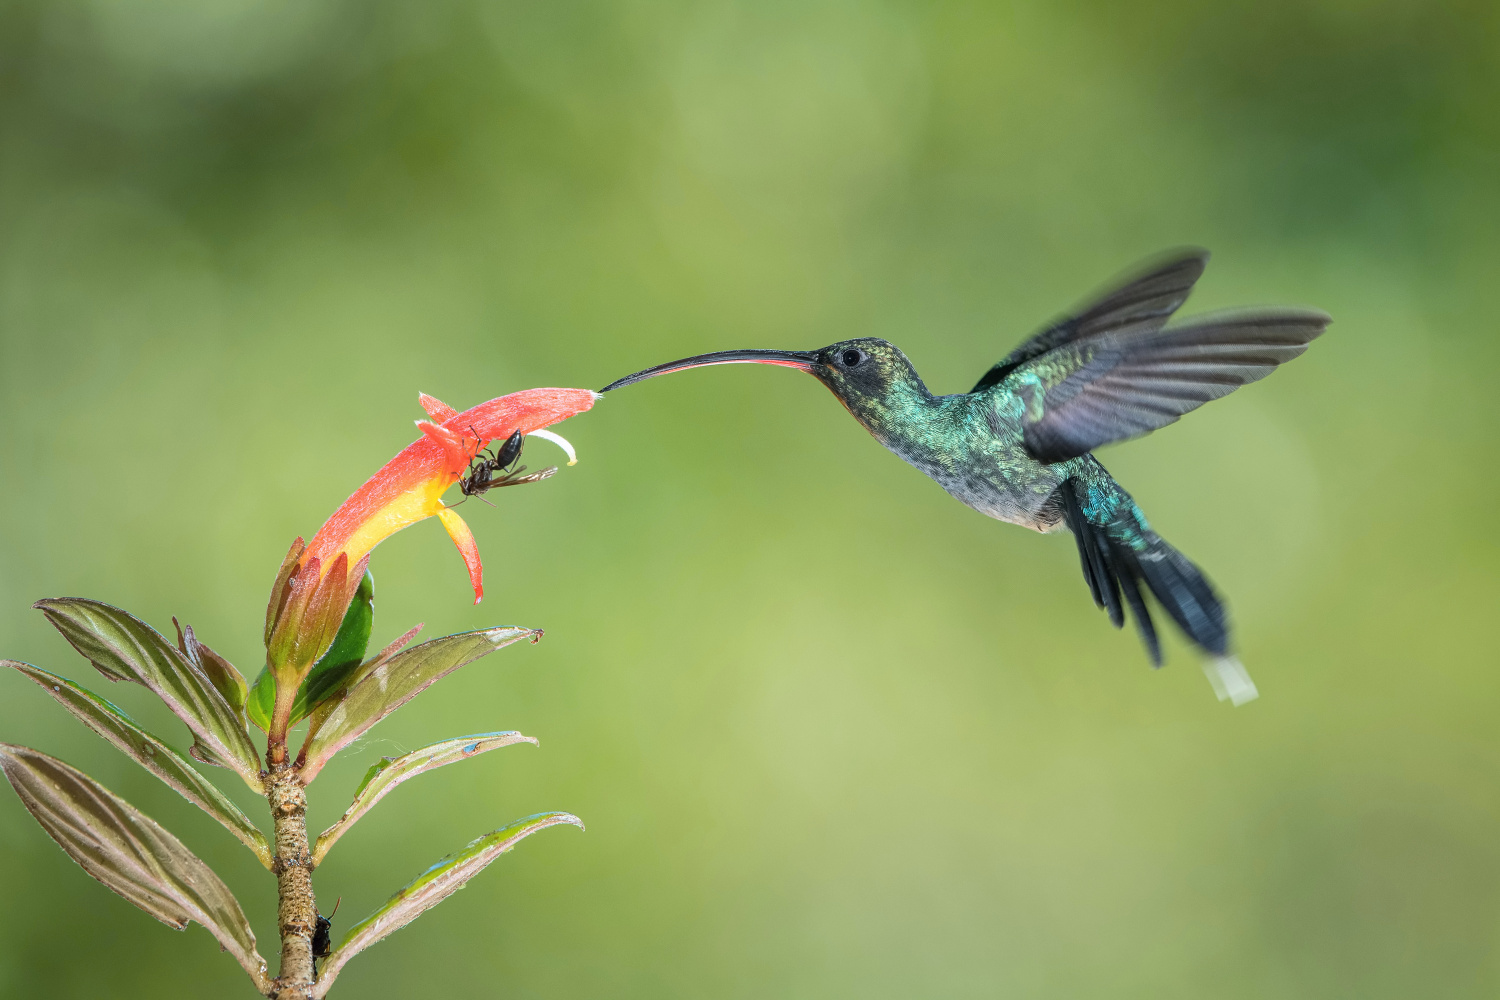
600 249 1328 703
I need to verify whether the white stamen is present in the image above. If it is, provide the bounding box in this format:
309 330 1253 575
1203 656 1258 706
527 428 577 465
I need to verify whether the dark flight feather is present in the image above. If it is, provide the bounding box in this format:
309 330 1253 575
1021 308 1331 464
969 248 1209 393
1132 543 1228 656
1059 481 1121 627
1056 477 1226 665
1113 559 1160 667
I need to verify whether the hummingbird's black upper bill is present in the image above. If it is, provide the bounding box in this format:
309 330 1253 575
599 349 818 392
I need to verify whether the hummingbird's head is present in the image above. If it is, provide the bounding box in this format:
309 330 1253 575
599 337 927 432
802 338 927 426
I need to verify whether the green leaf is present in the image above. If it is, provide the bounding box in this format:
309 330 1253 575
313 732 537 864
247 668 274 733
245 570 375 734
0 743 270 993
299 627 540 782
35 599 265 791
311 812 582 997
298 569 375 717
4 660 272 868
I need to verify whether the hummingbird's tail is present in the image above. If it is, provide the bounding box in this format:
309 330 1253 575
1055 466 1231 672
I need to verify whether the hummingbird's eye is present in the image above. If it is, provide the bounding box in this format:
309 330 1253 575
841 348 864 367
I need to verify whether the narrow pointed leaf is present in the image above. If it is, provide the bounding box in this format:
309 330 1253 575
312 812 583 996
34 599 264 791
173 618 250 719
4 661 272 868
265 536 307 645
0 744 270 992
299 627 540 782
314 732 537 864
188 632 250 718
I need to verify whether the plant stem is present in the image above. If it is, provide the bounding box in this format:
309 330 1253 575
268 765 318 999
266 683 297 768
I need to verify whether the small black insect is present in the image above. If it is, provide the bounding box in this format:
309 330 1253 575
489 428 526 470
312 897 340 974
450 429 557 507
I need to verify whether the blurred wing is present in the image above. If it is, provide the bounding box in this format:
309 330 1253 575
970 248 1210 393
1020 308 1331 464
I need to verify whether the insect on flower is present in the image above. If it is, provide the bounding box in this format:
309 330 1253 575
281 388 593 605
450 429 557 507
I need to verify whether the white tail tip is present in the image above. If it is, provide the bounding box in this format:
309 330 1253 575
1203 656 1258 706
527 428 578 465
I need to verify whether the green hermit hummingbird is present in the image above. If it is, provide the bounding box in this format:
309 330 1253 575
600 250 1328 703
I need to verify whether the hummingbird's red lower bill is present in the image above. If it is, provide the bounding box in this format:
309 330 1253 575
599 349 819 392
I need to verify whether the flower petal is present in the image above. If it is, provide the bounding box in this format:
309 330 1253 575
437 507 483 603
320 474 451 576
443 388 601 443
418 392 459 422
416 420 480 477
302 388 596 580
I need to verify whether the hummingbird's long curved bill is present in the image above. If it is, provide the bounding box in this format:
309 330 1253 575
600 349 819 392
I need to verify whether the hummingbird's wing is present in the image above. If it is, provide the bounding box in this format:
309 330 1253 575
1015 308 1331 464
969 248 1209 393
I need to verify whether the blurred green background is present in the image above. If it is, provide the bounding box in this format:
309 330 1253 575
2 0 1498 996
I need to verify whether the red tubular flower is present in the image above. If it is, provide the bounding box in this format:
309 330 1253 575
257 387 596 754
303 388 599 603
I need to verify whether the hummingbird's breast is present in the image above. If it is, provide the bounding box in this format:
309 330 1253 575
869 393 1068 533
